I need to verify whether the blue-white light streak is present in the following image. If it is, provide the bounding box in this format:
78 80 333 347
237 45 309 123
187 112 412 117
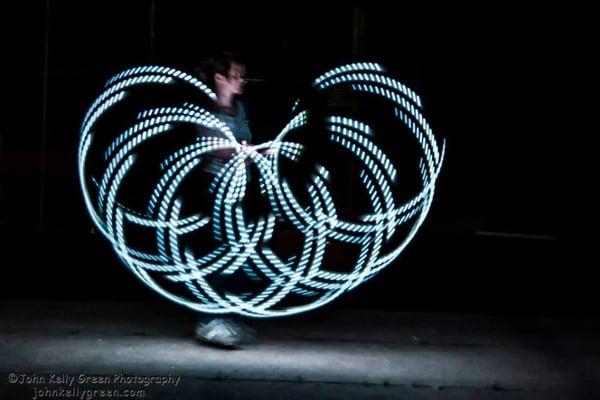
79 63 444 317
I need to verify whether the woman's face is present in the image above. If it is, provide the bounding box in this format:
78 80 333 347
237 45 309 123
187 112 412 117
224 62 247 95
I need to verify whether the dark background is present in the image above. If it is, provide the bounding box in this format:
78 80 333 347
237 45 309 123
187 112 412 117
0 1 595 316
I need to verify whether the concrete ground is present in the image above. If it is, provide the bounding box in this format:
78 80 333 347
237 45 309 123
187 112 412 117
1 301 598 399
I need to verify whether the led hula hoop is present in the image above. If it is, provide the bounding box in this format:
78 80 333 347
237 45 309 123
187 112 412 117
78 63 445 317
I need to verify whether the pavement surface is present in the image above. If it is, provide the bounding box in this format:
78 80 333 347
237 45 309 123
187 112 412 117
1 301 598 399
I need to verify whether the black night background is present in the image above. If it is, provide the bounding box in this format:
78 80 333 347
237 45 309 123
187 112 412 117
0 1 597 399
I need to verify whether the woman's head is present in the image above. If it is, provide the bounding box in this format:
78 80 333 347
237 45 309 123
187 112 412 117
210 52 247 97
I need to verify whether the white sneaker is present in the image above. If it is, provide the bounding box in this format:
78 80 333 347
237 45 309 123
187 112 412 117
195 318 244 349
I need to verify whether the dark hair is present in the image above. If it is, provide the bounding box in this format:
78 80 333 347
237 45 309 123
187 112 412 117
211 52 245 77
196 52 245 89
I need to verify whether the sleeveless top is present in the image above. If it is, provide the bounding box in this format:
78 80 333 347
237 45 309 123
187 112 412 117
200 100 252 176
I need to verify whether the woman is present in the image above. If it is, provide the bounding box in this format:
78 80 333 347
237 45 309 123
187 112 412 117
194 52 257 349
